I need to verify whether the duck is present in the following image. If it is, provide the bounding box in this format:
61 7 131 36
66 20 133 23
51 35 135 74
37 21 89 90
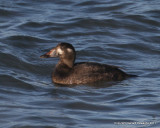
40 42 136 85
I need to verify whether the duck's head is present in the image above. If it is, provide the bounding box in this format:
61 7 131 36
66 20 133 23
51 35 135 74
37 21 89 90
40 43 76 68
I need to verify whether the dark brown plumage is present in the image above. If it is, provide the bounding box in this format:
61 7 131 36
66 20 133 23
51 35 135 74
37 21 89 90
40 43 136 85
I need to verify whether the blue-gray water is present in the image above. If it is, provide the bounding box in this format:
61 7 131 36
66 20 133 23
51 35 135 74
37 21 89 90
0 0 160 128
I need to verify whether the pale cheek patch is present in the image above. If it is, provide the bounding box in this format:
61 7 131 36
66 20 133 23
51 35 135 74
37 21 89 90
67 48 73 53
57 48 63 55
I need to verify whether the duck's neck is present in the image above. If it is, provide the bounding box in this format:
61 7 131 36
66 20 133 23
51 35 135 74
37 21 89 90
54 61 72 78
59 59 74 68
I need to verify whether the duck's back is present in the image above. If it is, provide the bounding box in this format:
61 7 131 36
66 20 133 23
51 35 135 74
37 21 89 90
52 62 129 85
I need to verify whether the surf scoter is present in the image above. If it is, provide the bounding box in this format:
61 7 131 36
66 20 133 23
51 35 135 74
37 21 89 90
40 43 136 85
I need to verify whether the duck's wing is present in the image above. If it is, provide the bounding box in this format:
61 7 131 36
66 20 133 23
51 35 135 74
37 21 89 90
73 62 124 74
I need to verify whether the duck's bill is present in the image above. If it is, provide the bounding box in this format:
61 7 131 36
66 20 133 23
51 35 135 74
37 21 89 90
40 54 50 58
40 48 58 58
